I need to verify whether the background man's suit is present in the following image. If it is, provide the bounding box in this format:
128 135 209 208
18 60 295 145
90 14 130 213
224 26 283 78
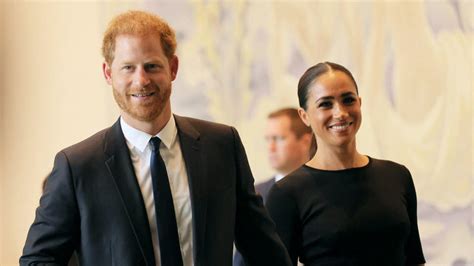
253 178 276 205
21 115 291 266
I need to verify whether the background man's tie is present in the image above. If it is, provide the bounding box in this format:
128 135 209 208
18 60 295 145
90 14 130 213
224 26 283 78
149 137 183 266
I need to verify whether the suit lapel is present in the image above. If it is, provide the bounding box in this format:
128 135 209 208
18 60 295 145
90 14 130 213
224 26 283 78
174 115 207 265
104 119 155 265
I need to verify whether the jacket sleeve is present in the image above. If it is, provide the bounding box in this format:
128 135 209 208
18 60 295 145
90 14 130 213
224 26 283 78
231 127 292 266
266 183 300 265
20 151 79 266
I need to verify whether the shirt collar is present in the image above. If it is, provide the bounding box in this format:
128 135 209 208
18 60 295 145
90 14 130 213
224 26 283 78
120 115 178 153
274 173 285 182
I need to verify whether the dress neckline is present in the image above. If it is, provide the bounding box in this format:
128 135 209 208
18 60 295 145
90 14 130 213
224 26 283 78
303 156 372 173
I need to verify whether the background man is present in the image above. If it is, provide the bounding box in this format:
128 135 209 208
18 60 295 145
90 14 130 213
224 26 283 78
234 107 315 266
261 108 315 199
21 10 291 266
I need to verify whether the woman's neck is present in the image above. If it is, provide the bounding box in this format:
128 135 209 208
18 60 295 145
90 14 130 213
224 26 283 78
307 141 368 170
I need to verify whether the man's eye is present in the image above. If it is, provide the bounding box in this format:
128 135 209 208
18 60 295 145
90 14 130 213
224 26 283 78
122 65 133 70
276 136 285 141
145 64 160 71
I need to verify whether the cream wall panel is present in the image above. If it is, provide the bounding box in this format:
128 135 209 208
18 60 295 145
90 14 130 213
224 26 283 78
1 2 6 264
1 2 116 265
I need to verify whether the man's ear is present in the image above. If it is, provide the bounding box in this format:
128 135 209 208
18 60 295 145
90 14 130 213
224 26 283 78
170 55 179 81
102 62 112 85
301 132 313 146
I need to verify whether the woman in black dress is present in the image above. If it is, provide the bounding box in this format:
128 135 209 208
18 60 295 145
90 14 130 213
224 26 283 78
266 62 425 266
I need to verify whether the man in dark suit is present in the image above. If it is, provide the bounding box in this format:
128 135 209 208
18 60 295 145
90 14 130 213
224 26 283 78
234 108 315 266
21 10 291 266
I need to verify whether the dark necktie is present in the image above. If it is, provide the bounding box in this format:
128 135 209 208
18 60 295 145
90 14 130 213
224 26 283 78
149 137 183 266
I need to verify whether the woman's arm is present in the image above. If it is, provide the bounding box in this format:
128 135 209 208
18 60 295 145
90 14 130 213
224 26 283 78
266 183 301 266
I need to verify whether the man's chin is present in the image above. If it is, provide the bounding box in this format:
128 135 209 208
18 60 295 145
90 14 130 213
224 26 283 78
269 163 282 171
123 110 163 123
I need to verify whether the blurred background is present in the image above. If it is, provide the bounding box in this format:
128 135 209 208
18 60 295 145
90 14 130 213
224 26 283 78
0 1 472 265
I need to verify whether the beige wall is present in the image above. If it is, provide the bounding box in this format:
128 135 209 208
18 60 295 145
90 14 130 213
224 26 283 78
1 2 5 263
0 2 122 265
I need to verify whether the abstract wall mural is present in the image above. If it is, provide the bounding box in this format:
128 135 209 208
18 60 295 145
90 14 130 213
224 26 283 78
140 1 472 264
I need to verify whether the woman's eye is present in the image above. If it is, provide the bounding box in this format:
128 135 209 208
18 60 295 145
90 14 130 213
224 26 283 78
318 101 332 108
343 97 356 105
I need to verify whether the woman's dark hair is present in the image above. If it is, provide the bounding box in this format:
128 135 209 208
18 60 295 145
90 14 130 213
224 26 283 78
297 61 359 110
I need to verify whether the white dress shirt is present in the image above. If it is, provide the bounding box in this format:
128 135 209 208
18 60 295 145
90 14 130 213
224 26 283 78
274 173 285 182
120 115 194 266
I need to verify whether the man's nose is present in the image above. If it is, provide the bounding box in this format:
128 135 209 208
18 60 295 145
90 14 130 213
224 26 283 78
134 67 151 87
267 140 276 152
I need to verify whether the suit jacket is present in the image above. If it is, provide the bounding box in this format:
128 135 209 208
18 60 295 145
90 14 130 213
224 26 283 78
233 177 276 266
21 115 291 266
254 178 276 205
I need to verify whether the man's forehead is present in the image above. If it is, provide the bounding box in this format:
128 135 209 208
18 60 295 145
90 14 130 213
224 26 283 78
266 117 292 133
268 116 291 126
111 35 166 62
